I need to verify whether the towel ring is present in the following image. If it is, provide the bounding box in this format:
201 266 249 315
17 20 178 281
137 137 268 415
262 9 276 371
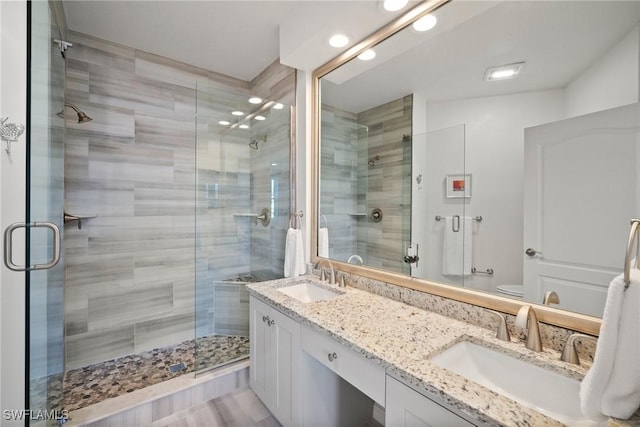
289 211 304 229
623 219 640 289
320 214 328 228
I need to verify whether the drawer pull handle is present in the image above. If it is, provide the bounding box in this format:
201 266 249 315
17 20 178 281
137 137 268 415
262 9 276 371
268 319 275 326
328 352 338 362
262 315 269 323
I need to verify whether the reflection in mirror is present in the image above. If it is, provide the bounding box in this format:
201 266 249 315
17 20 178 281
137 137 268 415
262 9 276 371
318 0 640 318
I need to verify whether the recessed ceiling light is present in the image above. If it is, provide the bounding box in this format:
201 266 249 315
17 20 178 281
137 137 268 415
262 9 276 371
232 111 244 116
382 0 408 12
358 49 376 61
218 120 230 126
248 97 263 104
412 14 437 32
272 103 284 110
484 62 525 81
271 163 278 166
239 124 249 129
254 115 266 121
329 34 349 48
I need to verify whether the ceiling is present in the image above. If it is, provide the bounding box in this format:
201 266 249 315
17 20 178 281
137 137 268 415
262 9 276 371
62 0 412 81
322 0 640 112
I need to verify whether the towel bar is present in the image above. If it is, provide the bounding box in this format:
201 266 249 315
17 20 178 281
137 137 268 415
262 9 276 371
623 218 640 289
435 215 482 222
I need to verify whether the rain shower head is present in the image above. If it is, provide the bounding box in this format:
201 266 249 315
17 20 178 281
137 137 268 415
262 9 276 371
249 135 267 150
57 102 93 123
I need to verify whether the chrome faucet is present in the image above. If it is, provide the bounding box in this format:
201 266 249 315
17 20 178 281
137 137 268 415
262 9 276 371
517 305 543 352
561 333 597 365
315 259 336 284
486 310 511 342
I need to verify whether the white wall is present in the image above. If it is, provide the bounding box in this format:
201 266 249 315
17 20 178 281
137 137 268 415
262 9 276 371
297 69 311 266
418 90 565 292
410 22 640 295
1 0 27 424
565 25 639 118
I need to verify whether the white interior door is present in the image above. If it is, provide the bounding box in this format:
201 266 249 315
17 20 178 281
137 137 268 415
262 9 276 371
523 103 640 317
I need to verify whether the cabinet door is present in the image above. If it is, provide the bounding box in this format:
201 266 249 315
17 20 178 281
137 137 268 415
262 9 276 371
386 376 474 427
270 307 301 427
249 297 271 403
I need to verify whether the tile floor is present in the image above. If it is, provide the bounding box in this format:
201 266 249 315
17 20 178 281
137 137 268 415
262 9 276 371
150 386 280 427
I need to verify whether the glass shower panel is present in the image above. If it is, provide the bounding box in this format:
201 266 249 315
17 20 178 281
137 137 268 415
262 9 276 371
28 1 66 422
195 82 291 373
355 124 369 265
410 125 466 287
248 104 291 281
318 104 362 262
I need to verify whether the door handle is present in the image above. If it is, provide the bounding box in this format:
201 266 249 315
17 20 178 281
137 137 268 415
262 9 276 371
525 248 542 257
4 222 61 271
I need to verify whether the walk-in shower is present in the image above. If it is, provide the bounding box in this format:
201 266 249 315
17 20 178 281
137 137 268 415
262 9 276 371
26 1 295 419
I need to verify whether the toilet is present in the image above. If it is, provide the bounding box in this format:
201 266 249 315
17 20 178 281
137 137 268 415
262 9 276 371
496 284 524 299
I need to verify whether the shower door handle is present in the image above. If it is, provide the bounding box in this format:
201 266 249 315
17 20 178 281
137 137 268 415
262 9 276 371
4 221 61 271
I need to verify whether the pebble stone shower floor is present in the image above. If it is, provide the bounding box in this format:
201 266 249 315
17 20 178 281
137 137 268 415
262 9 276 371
62 335 250 411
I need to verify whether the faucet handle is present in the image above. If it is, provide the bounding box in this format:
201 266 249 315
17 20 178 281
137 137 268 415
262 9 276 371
561 333 597 365
319 269 327 281
486 309 511 342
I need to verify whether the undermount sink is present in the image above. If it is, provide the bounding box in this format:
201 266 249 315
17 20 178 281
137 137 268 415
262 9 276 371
277 282 341 303
431 341 606 426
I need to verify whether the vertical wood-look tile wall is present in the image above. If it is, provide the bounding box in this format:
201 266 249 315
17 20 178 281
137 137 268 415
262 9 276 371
358 95 412 274
320 96 412 272
64 31 295 369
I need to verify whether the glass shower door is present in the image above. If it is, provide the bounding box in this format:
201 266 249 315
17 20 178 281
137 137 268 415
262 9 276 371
27 1 66 423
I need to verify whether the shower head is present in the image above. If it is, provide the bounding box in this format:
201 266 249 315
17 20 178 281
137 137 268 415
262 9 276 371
57 102 93 123
249 135 267 150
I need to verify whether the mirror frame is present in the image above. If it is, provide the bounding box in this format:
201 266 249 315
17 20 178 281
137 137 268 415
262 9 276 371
310 0 601 336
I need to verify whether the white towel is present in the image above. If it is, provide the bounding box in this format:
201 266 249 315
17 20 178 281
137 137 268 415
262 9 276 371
442 216 472 276
318 227 329 258
284 228 305 278
580 270 640 419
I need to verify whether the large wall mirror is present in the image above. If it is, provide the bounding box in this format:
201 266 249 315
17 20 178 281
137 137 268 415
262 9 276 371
312 0 640 333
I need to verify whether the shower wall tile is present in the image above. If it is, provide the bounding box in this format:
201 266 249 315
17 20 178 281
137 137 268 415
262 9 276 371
65 31 295 369
357 95 412 274
251 59 297 106
320 96 412 270
66 326 135 370
87 283 174 330
134 311 195 354
319 105 359 262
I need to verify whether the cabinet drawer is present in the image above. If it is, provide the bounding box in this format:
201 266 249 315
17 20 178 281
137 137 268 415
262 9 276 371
386 376 474 427
301 325 385 405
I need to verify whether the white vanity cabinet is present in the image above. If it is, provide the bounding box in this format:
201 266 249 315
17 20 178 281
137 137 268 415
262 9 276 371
249 296 300 427
386 375 474 427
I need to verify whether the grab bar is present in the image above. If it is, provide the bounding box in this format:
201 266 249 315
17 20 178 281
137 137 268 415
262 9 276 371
471 267 494 275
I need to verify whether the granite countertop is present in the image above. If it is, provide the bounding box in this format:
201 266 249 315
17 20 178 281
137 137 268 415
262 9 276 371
247 275 640 427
